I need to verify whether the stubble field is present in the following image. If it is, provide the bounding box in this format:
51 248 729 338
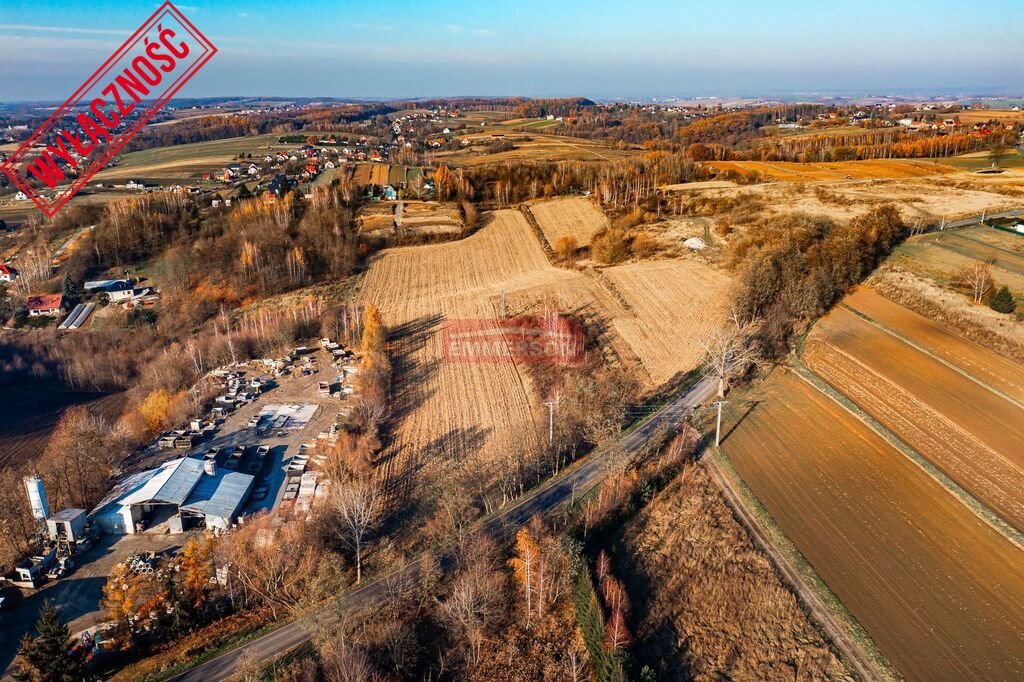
721 369 1024 682
356 209 732 494
602 259 731 385
527 196 609 247
706 159 957 182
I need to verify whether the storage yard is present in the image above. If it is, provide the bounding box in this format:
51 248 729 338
0 339 362 673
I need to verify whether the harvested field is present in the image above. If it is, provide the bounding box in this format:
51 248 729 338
355 211 551 496
968 225 1024 253
94 134 284 181
843 286 1024 400
527 196 608 247
601 259 730 385
0 388 124 470
691 175 1020 226
351 163 391 187
930 230 1024 276
434 133 637 167
357 204 395 236
721 369 1024 682
617 465 850 681
706 159 957 182
804 305 1024 532
399 202 463 236
356 211 732 494
892 235 1024 291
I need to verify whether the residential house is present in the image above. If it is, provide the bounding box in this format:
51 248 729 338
247 163 260 176
382 185 398 201
267 175 289 197
14 191 28 201
0 263 16 282
103 280 136 303
126 179 146 190
27 293 62 317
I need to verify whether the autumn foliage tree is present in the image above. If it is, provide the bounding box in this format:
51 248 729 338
179 536 214 609
138 388 172 433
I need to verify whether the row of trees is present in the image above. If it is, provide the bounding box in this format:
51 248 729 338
730 205 906 356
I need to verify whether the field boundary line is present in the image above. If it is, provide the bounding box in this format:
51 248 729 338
790 361 1024 551
583 267 634 313
839 303 1024 411
518 204 556 258
704 448 897 682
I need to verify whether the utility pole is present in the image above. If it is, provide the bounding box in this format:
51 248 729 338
543 396 559 447
714 400 728 447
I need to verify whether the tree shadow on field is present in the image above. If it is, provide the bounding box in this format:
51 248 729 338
384 313 444 431
379 425 491 536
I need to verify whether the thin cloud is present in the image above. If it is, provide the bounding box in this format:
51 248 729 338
473 28 495 36
444 24 465 34
0 23 129 36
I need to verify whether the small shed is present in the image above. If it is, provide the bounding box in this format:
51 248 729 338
46 509 87 542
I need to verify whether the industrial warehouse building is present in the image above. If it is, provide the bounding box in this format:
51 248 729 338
91 457 254 534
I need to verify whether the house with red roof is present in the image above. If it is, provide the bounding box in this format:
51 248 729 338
0 263 15 283
27 294 62 317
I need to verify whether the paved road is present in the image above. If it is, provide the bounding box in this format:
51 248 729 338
167 375 717 682
939 208 1024 230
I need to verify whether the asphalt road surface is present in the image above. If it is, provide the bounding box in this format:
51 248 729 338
166 374 717 682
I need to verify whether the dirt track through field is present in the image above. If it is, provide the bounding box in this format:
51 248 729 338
722 369 1024 682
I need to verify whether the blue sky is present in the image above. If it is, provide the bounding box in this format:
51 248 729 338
0 0 1021 100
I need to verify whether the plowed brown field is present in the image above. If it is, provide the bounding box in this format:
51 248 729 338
843 286 1024 401
804 305 1024 531
722 369 1024 682
528 197 608 247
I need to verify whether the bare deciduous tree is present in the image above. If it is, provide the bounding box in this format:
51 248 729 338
700 311 763 398
437 563 501 666
958 261 994 304
330 476 381 584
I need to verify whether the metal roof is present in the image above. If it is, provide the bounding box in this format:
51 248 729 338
119 458 204 507
180 470 254 520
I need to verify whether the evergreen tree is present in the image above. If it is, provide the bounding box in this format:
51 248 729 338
60 273 79 308
14 600 88 682
989 285 1016 314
